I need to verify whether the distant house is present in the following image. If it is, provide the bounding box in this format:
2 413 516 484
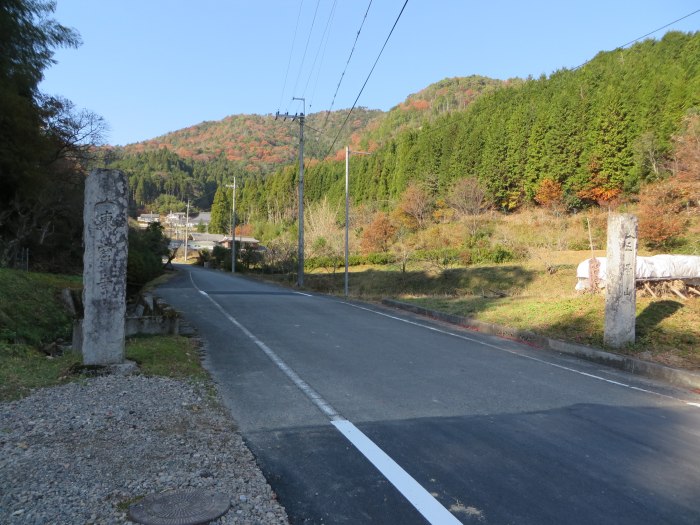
165 212 187 226
180 233 263 254
220 236 261 250
187 233 226 251
137 213 160 227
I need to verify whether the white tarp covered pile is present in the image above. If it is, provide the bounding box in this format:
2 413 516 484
575 255 700 291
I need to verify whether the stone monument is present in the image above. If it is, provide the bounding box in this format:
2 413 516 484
604 213 637 348
82 169 129 365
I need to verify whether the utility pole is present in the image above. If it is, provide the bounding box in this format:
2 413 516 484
226 178 236 273
276 97 305 287
344 147 371 299
184 199 190 262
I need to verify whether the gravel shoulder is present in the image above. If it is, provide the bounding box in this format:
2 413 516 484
0 374 290 524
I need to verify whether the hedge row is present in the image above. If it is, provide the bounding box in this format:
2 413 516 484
304 245 520 271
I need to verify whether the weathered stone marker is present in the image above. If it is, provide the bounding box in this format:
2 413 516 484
604 213 637 348
82 169 129 365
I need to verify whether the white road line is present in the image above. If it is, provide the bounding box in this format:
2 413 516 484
333 420 462 525
186 270 460 524
344 302 700 408
199 290 340 420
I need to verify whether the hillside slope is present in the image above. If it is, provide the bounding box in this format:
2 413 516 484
116 75 501 173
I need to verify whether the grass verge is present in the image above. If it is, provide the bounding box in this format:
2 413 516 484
0 335 206 402
0 268 80 346
125 335 208 380
1 267 208 401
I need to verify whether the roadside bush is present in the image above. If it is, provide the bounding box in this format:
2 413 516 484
348 254 366 266
365 252 396 265
197 248 211 266
305 255 343 273
210 245 231 271
127 223 169 292
261 238 296 274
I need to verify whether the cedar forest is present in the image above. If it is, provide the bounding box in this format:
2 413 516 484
1 0 698 275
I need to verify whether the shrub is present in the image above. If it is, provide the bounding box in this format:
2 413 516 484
127 223 169 292
211 245 231 271
365 252 396 265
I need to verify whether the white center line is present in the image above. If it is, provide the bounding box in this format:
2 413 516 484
333 420 462 525
187 271 461 524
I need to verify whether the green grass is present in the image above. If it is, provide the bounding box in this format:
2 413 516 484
0 335 207 402
406 293 700 367
125 335 208 380
0 268 80 346
0 345 82 401
0 268 208 401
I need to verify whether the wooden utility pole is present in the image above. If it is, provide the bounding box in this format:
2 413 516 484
344 146 371 299
226 179 236 273
184 199 190 262
276 98 305 287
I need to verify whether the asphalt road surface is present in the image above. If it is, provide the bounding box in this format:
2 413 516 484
156 265 700 524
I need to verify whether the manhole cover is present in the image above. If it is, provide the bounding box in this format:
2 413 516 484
128 489 230 525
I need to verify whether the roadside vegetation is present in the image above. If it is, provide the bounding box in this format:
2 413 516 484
0 267 205 401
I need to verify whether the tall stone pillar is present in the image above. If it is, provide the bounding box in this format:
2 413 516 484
604 213 637 348
82 169 129 365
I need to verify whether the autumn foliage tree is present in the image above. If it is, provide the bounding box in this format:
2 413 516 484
360 212 396 254
534 179 565 211
395 183 433 230
638 112 700 248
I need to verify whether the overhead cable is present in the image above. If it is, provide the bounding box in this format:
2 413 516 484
290 0 322 112
277 0 305 114
573 8 700 70
412 7 700 143
323 0 373 127
324 0 409 158
304 0 339 112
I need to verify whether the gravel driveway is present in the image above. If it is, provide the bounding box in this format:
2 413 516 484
0 374 290 525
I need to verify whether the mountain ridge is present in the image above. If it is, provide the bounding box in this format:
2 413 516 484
112 75 503 174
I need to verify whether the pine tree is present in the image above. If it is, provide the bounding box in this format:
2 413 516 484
209 185 232 234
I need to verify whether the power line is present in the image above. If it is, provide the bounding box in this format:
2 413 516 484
304 0 338 112
323 0 373 127
277 0 305 114
290 0 322 110
323 0 409 159
573 8 700 70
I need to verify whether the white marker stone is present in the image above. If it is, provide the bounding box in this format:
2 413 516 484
82 169 129 365
604 213 637 348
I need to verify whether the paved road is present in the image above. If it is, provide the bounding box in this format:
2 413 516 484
156 265 700 524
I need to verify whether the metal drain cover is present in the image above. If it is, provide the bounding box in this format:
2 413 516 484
128 489 230 525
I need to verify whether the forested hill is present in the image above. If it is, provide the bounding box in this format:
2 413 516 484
116 75 501 169
356 76 505 152
238 31 700 217
119 108 383 175
104 75 501 212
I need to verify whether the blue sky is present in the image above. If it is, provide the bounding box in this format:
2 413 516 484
39 1 700 146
